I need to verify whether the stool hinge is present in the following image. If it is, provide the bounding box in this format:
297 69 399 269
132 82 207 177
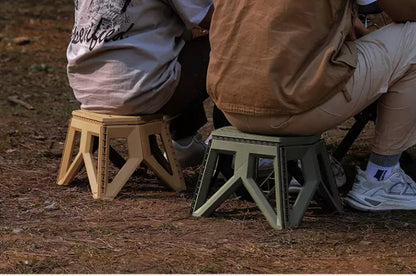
101 126 109 194
191 139 212 213
279 147 290 227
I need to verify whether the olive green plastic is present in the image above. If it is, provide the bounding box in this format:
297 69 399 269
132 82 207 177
192 126 343 230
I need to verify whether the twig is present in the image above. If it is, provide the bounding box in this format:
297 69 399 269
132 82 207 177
2 250 54 257
7 95 34 110
0 183 11 192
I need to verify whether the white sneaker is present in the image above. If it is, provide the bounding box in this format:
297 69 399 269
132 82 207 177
345 165 416 211
288 178 303 194
173 133 207 168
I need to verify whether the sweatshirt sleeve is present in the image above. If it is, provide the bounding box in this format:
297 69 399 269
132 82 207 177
166 0 213 29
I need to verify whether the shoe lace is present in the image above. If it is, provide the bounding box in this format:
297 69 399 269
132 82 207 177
397 167 416 195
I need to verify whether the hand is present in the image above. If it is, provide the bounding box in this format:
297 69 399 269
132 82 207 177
346 15 370 41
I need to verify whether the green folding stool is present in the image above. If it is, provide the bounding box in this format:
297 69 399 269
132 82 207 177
191 126 343 230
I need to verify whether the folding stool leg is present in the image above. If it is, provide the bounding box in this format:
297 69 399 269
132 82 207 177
193 140 254 217
194 149 286 229
192 146 221 212
237 149 287 229
92 136 127 169
80 129 100 197
149 135 171 173
141 122 185 192
192 164 245 217
286 146 321 228
158 121 185 191
315 141 343 212
58 152 83 186
57 120 84 185
243 177 284 229
99 126 144 200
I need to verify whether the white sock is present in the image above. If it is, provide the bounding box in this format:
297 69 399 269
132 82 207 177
365 161 396 182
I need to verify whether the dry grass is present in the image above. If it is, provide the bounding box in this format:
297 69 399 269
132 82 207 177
1 0 416 273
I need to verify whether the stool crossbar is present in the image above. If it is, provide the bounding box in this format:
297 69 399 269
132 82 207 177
57 110 185 200
191 126 343 229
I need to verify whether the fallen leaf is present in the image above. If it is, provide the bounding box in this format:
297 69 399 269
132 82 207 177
359 240 372 246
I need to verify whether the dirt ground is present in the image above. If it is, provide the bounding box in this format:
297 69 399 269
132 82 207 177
1 0 416 273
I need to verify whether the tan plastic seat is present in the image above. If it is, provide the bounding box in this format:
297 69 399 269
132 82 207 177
191 126 343 229
57 110 185 200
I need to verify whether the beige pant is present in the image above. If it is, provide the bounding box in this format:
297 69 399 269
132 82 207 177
225 22 416 155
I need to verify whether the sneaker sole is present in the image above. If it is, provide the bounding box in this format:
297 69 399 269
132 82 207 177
345 194 416 211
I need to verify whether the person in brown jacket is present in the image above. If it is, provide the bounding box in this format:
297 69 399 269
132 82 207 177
207 0 416 211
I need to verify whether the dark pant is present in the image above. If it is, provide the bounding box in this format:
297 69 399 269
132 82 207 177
157 35 209 140
158 35 230 140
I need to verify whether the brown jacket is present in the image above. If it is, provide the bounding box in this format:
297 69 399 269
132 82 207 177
207 0 358 116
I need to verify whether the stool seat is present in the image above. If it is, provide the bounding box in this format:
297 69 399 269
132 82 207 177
58 110 186 200
191 126 343 229
212 126 320 145
72 110 162 125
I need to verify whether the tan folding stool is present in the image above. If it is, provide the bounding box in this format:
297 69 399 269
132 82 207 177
57 110 185 200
